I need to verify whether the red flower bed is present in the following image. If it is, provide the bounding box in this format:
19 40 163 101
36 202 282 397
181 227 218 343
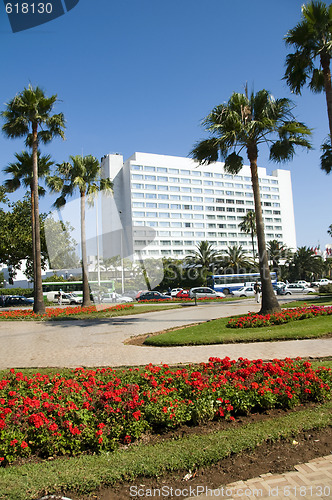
0 357 330 464
226 305 332 329
0 303 134 321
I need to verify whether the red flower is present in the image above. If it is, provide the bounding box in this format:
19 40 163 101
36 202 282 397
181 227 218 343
21 441 28 449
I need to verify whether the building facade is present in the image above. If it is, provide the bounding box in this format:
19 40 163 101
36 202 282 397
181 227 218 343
101 152 296 261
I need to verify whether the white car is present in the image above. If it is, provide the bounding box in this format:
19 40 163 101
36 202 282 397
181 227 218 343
296 280 311 288
102 293 134 303
53 293 83 305
189 287 225 299
311 278 332 287
232 286 255 297
283 284 316 294
171 288 183 297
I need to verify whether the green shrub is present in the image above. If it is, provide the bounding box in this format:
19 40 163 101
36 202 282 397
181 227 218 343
0 287 33 297
319 284 332 294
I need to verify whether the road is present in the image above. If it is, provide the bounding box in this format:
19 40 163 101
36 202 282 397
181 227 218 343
0 297 331 369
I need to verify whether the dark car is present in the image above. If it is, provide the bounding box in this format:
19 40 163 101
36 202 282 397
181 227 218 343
3 295 34 307
137 291 171 301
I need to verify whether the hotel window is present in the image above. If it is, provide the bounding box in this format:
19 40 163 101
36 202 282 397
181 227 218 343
145 184 156 190
215 173 223 178
274 218 281 222
228 224 236 228
235 183 243 188
159 231 170 236
183 205 192 210
181 187 191 193
131 165 143 170
171 213 181 218
237 208 245 213
208 232 216 237
135 240 146 246
264 202 271 206
194 214 204 219
217 215 226 220
205 197 214 202
228 233 237 237
218 223 226 228
170 186 180 192
192 179 202 185
216 198 224 203
195 231 205 237
192 188 202 193
158 203 169 209
271 179 278 184
182 213 193 219
157 176 168 182
226 190 234 196
224 174 233 179
170 195 181 200
273 203 280 207
226 199 234 204
160 240 171 245
146 221 157 227
194 205 203 210
192 170 201 176
132 193 145 198
245 184 251 189
219 241 227 245
206 206 215 211
271 187 279 192
207 215 216 219
218 232 227 237
227 216 236 220
216 206 225 211
182 178 191 184
132 174 143 180
208 223 216 228
275 226 282 230
145 175 156 181
273 210 281 214
159 212 170 218
272 195 279 200
169 177 180 183
267 234 274 238
157 167 167 173
146 203 157 208
132 183 144 189
184 240 194 245
204 180 213 186
184 222 192 227
275 233 282 238
159 222 170 227
265 217 273 222
157 194 168 199
235 192 243 197
225 182 233 187
180 169 190 175
169 168 179 174
157 185 168 191
133 211 145 217
204 189 214 194
194 223 204 228
161 250 172 255
215 182 224 187
144 166 156 172
193 196 203 202
266 225 273 230
146 212 158 218
133 202 144 208
171 204 181 209
236 200 244 204
244 176 251 181
245 192 253 197
227 207 235 212
171 222 182 227
146 193 157 199
247 201 254 205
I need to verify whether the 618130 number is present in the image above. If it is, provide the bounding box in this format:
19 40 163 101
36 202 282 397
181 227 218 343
5 3 53 14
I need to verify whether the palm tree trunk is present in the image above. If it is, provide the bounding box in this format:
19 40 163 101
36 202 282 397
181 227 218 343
32 125 46 314
248 151 280 314
250 231 255 262
30 187 36 287
321 54 332 143
81 190 91 306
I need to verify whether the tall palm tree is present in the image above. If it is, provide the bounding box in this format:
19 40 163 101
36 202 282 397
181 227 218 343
289 246 324 282
190 89 312 314
221 245 254 273
3 151 53 286
238 211 257 261
47 155 113 307
328 223 332 237
185 241 221 281
1 85 65 313
284 1 332 171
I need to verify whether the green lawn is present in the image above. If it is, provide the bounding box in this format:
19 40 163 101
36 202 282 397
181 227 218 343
0 401 331 500
144 313 332 346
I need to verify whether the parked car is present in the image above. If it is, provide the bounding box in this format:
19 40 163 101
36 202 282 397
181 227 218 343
311 278 332 287
296 280 311 288
2 295 34 307
102 292 133 303
175 289 190 299
122 290 138 299
53 293 83 305
283 284 316 294
189 287 225 299
137 291 172 301
171 288 183 297
232 286 255 297
276 287 292 296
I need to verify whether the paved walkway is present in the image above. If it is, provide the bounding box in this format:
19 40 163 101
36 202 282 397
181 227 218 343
0 299 331 369
192 455 332 499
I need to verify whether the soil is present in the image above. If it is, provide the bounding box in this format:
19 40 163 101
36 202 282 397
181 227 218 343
63 404 332 500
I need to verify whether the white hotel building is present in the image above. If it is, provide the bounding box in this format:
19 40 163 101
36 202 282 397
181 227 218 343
100 152 296 261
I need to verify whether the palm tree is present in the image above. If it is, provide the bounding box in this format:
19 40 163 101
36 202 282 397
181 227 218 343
288 246 324 282
185 241 221 282
327 223 332 237
238 211 257 261
47 155 113 306
1 85 65 313
284 1 332 171
190 89 311 314
267 240 293 280
3 151 53 286
221 245 254 273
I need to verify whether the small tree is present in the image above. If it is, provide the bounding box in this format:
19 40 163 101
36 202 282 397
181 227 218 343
238 211 257 261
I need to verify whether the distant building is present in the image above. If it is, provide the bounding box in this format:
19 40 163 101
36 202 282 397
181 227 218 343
100 152 297 261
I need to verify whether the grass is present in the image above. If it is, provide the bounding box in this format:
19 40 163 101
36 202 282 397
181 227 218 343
281 295 332 308
144 313 332 346
0 401 331 500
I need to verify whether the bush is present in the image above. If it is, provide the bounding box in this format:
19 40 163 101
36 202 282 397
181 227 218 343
0 288 33 297
0 357 330 464
319 284 332 294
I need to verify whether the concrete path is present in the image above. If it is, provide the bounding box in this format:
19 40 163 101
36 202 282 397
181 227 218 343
192 455 332 499
0 299 331 369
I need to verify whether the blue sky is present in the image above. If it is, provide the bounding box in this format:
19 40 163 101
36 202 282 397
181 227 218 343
0 0 331 250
